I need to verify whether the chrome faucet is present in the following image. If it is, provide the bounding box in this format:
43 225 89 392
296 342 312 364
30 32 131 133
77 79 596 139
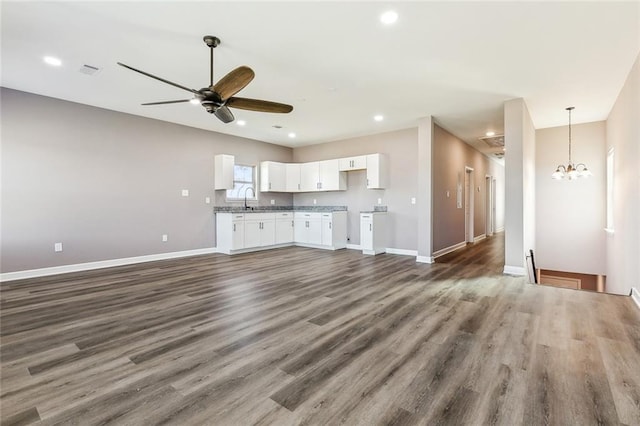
244 186 256 210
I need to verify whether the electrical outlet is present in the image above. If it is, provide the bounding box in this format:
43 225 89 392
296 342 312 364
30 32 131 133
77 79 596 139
411 197 416 205
313 199 317 205
162 234 168 242
446 191 450 198
270 199 275 205
54 242 63 252
378 198 382 204
181 189 189 197
205 197 211 204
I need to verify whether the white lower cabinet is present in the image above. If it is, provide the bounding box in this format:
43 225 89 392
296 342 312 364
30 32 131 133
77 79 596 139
275 212 294 244
294 212 322 245
216 213 246 254
244 213 275 247
360 212 386 255
321 212 347 248
295 211 346 249
216 210 346 254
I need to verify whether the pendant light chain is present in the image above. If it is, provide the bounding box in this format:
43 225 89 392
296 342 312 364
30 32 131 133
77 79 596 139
567 107 572 165
551 106 591 180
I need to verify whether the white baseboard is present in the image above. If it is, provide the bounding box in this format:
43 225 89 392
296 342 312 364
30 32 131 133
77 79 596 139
474 234 486 243
346 244 362 250
495 227 504 233
416 256 434 264
433 241 467 258
385 248 418 257
503 265 527 276
1 247 218 282
631 287 640 310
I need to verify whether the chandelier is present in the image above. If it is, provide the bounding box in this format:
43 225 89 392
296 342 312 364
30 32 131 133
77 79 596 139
552 107 592 180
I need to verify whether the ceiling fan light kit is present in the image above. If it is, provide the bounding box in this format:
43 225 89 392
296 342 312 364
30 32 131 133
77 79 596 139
117 35 293 124
551 107 592 180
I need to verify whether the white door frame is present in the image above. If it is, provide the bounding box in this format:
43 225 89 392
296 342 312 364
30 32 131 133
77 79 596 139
465 167 474 243
485 175 493 236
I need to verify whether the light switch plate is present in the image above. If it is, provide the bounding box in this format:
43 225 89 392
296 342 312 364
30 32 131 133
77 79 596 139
313 199 317 205
181 189 189 197
162 234 168 242
411 197 416 205
205 197 211 204
377 198 382 204
54 242 63 252
270 199 275 205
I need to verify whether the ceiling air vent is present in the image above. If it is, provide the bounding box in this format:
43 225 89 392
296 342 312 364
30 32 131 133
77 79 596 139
479 134 504 148
79 64 100 76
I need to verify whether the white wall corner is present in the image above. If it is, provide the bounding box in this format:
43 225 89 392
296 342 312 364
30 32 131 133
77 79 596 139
631 287 640 310
0 247 218 282
503 265 527 276
416 256 434 264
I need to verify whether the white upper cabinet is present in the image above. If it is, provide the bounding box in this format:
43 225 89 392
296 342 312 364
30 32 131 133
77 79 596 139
338 155 367 171
214 154 234 190
366 153 389 189
260 161 286 192
285 163 301 192
319 159 347 191
300 162 320 192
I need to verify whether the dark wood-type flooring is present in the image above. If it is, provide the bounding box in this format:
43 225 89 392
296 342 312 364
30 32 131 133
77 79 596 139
1 233 639 425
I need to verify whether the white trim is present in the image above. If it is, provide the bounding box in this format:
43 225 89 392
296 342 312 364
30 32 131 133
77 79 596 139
385 248 418 256
416 255 434 264
503 265 527 276
631 287 640 310
433 241 467 258
346 243 362 250
1 247 218 282
604 228 615 235
473 234 486 243
495 227 504 233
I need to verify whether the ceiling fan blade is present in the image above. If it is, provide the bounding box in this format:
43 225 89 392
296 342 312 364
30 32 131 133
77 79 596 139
214 106 235 123
226 97 293 113
212 66 255 100
141 99 192 106
117 62 198 94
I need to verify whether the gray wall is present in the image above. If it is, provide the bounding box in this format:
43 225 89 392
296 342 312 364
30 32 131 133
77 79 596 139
536 121 606 276
1 88 292 273
292 128 419 250
432 124 495 252
605 52 640 296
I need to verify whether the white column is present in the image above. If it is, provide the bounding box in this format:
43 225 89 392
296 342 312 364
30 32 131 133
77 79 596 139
417 116 434 263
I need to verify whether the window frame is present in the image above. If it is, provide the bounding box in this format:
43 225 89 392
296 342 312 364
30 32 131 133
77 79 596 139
225 163 258 202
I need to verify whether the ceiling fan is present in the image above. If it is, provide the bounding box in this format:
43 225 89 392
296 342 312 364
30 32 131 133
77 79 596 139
117 35 293 123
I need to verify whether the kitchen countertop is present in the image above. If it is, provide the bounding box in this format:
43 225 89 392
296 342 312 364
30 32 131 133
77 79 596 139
214 205 347 213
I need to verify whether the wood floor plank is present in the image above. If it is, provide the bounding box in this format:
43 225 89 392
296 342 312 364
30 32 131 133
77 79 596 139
1 233 638 425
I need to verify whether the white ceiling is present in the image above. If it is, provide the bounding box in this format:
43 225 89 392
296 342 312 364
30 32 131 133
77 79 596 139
1 1 638 155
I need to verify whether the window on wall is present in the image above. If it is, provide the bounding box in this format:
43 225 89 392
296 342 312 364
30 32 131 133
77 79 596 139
606 148 614 232
226 164 257 201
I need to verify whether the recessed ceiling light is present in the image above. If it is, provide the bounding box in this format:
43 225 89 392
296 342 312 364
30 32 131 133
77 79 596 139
486 131 495 137
380 10 398 25
374 115 384 122
43 56 62 67
189 98 200 105
288 132 296 138
237 120 246 126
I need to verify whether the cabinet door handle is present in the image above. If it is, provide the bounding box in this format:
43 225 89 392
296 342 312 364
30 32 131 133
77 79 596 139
298 183 300 190
370 224 372 231
329 222 332 229
366 179 369 187
269 182 272 190
233 223 236 232
291 220 294 227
